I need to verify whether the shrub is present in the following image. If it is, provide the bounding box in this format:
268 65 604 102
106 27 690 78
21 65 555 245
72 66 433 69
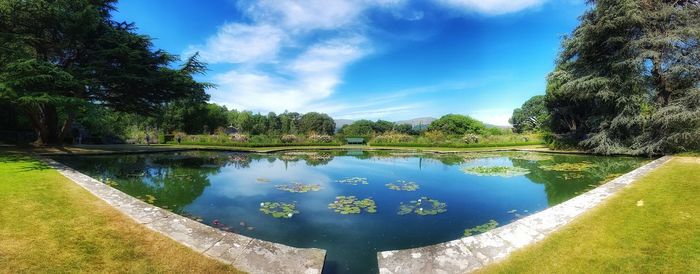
229 133 249 142
281 134 298 143
372 133 413 143
423 130 446 142
462 134 480 144
308 134 333 143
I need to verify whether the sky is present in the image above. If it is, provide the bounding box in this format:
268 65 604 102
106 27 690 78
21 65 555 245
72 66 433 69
114 0 588 126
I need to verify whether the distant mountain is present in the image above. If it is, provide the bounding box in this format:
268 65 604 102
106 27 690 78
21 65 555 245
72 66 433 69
334 119 355 130
395 117 436 128
484 123 512 129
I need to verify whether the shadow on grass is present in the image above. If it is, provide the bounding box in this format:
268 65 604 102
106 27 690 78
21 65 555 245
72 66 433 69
0 153 51 171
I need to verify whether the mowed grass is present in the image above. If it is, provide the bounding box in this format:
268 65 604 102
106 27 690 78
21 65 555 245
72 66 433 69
0 154 240 273
478 157 700 274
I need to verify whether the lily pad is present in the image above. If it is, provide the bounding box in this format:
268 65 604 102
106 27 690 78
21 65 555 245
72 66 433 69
385 180 420 191
397 197 447 216
463 220 498 236
274 183 321 193
461 166 530 177
540 162 595 172
328 196 377 214
335 177 368 185
259 202 299 218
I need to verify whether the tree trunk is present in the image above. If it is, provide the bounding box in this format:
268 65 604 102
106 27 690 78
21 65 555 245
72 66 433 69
25 104 61 146
651 56 671 106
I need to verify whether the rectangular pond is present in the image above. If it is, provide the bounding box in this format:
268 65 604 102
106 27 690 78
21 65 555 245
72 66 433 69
53 150 648 274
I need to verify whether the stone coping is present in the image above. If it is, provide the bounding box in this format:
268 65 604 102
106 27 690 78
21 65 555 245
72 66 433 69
377 156 672 274
41 157 326 274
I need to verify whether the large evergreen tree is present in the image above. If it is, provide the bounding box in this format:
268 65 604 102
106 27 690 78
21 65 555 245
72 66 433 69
0 0 210 145
545 0 700 155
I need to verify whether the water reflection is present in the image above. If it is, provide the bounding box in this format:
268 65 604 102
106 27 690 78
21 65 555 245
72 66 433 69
54 150 648 274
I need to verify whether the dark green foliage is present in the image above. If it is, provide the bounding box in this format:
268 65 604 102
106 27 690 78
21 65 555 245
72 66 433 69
298 112 335 135
339 119 411 136
510 95 549 133
545 0 700 155
428 114 486 135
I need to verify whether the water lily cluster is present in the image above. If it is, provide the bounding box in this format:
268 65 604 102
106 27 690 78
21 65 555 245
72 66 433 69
398 197 447 216
335 177 368 185
385 180 420 191
461 166 530 177
463 220 499 236
274 182 321 193
328 196 377 214
259 202 299 218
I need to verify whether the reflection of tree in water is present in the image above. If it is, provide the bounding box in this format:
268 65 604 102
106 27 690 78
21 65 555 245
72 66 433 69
65 152 229 213
274 151 339 167
512 155 647 206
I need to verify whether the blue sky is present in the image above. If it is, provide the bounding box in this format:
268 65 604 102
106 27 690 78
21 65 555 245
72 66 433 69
114 0 587 125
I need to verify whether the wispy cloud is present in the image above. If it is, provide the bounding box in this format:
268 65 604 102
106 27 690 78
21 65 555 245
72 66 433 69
435 0 546 15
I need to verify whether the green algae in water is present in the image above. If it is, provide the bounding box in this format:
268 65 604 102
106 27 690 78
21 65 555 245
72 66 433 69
463 220 499 236
259 202 299 218
274 183 321 193
505 152 554 162
385 180 420 191
256 177 272 183
103 178 119 187
335 177 368 185
138 194 156 204
397 197 447 216
540 162 595 172
559 173 585 180
328 196 377 214
461 166 530 177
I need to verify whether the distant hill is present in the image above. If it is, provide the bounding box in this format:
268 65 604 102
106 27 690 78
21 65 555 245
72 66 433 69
395 117 436 127
334 119 355 130
484 123 512 129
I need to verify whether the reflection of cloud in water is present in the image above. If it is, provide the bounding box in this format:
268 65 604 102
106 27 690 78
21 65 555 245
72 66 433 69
205 158 337 199
462 157 513 167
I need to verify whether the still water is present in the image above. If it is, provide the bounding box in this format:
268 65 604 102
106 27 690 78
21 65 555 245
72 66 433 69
54 150 647 273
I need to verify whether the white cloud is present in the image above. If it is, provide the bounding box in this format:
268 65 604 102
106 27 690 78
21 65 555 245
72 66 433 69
435 0 546 15
469 108 513 126
188 23 284 64
209 36 368 112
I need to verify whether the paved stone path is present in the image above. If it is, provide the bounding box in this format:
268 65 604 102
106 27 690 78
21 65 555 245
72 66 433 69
377 156 672 274
42 158 326 274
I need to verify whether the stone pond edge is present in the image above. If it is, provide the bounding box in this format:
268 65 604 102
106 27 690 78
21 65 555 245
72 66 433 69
376 155 673 274
40 157 326 274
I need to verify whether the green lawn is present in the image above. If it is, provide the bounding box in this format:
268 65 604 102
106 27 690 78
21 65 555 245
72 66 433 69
478 157 700 274
0 154 240 273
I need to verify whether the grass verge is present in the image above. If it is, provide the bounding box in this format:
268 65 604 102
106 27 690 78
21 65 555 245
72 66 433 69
0 153 240 273
478 157 700 273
